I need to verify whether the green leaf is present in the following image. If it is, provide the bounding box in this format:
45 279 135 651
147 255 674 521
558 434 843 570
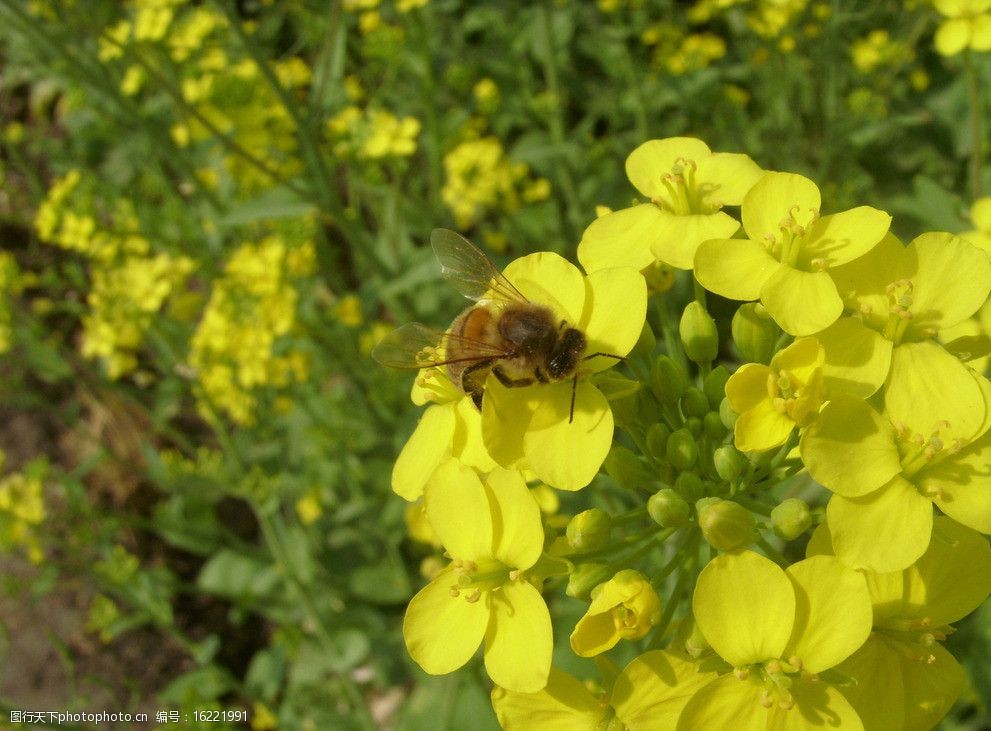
196 550 281 599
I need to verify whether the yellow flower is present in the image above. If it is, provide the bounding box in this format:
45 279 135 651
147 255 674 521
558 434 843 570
578 138 764 272
682 550 872 729
726 337 825 452
695 172 891 335
570 569 661 656
934 0 991 56
480 253 646 491
403 461 552 692
809 517 991 731
961 196 991 253
492 651 717 730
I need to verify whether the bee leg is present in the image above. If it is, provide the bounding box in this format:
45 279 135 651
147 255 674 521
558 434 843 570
583 352 625 362
569 374 578 424
534 367 549 383
492 365 536 388
470 389 484 410
461 359 495 408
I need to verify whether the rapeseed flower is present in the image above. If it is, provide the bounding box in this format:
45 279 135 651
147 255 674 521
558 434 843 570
933 0 991 55
695 172 891 335
403 461 552 692
479 253 646 491
961 196 991 252
809 517 991 730
725 337 824 451
578 137 763 272
570 569 661 656
801 348 991 571
492 651 716 730
682 550 872 729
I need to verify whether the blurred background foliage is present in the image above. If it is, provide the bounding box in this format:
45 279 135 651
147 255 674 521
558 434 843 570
0 0 988 729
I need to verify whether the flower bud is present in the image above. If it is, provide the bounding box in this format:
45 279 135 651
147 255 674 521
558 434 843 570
567 509 613 551
604 446 653 490
732 302 778 364
681 387 709 419
675 471 704 500
713 444 747 483
680 301 719 365
704 411 727 440
666 428 698 471
645 423 671 462
685 416 703 437
570 569 662 657
703 366 731 411
648 488 690 527
630 320 657 361
651 355 687 405
772 498 813 540
719 397 738 430
566 562 611 600
697 499 756 551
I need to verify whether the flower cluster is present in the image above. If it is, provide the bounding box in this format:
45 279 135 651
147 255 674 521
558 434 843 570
189 235 315 425
0 451 47 564
326 106 421 160
386 136 991 729
441 137 551 229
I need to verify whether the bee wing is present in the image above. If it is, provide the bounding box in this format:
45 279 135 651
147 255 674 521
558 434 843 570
431 228 530 304
372 322 511 369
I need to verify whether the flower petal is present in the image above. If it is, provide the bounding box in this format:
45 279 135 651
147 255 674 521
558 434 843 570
579 266 647 372
973 13 991 50
726 363 772 414
742 172 821 240
491 668 603 731
676 674 769 731
452 397 497 472
800 207 891 268
935 18 971 55
770 678 864 731
392 404 456 500
922 432 991 534
783 556 873 674
404 570 488 675
625 137 712 199
650 211 742 270
734 398 795 452
828 232 910 333
487 468 544 570
834 639 906 731
902 516 991 626
577 204 668 273
884 340 987 443
817 317 892 398
484 580 553 693
693 551 794 666
695 153 765 205
612 651 718 731
503 252 585 326
482 377 538 470
826 478 933 572
760 266 842 336
909 232 991 332
425 459 493 559
900 642 967 731
694 238 780 301
523 380 613 491
800 396 902 498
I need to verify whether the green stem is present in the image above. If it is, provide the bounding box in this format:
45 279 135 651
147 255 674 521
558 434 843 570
756 536 790 568
647 532 699 648
734 495 774 517
965 50 985 200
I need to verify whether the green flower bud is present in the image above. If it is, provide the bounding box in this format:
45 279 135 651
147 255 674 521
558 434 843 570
567 562 611 600
771 498 813 540
648 488 690 527
713 444 747 483
680 301 719 365
719 397 738 430
686 416 703 437
567 509 613 550
732 303 778 364
703 366 731 411
675 471 704 500
666 428 698 470
604 446 653 490
697 499 756 551
681 387 709 419
651 355 687 405
682 617 710 658
646 423 671 462
704 411 727 440
631 320 657 361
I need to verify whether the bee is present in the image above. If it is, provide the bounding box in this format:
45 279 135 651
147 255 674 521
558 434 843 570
372 229 622 422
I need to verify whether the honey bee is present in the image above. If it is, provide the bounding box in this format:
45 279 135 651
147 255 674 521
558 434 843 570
372 229 622 422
